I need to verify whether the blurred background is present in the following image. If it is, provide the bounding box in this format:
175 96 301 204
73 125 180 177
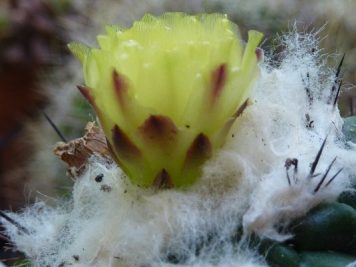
0 0 355 264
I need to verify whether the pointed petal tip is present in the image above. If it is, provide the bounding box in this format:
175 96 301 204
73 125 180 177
68 42 91 63
105 24 122 35
248 30 264 44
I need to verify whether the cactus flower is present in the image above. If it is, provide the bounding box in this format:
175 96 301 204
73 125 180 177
69 13 263 188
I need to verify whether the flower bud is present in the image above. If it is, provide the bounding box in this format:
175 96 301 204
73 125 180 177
69 13 263 188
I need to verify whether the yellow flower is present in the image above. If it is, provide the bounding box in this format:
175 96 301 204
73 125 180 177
69 13 263 188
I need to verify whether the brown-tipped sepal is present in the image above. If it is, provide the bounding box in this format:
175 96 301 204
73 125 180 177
153 168 174 189
211 64 227 103
111 125 141 161
77 85 95 106
112 70 128 106
255 47 264 63
213 98 250 148
184 133 212 169
234 98 250 118
176 133 213 186
139 115 178 144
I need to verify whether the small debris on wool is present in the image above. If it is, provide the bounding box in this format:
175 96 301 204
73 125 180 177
1 31 355 267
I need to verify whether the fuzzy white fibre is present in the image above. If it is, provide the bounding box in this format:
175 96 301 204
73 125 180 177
2 32 355 267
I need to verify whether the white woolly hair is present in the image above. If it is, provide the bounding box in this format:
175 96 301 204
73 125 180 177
2 31 356 267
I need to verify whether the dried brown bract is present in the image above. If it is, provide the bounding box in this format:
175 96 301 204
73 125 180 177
54 122 112 177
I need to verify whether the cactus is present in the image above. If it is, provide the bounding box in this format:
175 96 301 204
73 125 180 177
0 11 355 267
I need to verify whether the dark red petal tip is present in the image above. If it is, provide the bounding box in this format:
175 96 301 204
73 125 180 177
77 85 94 106
185 133 212 168
106 138 121 164
112 125 141 161
140 115 178 142
255 47 264 62
112 69 128 105
234 98 249 118
211 63 227 100
152 168 174 189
